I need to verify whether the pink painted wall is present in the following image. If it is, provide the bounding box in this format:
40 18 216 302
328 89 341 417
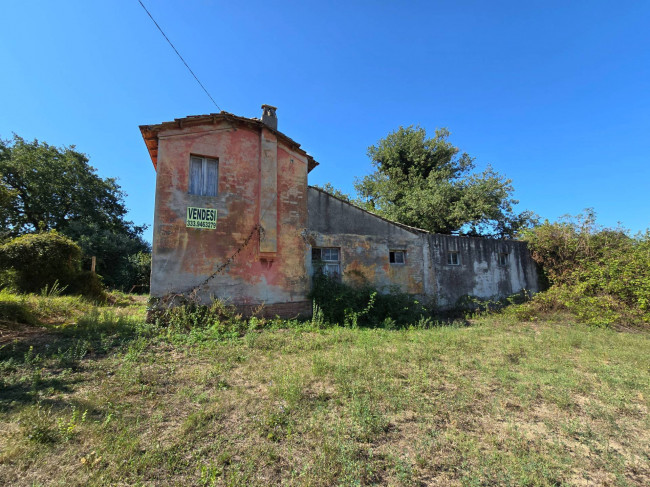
150 119 311 310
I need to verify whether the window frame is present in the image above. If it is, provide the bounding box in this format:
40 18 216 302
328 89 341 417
447 251 460 266
312 247 341 278
498 252 509 266
189 155 219 197
389 250 406 265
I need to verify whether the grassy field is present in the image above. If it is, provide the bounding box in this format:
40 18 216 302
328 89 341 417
1 294 649 486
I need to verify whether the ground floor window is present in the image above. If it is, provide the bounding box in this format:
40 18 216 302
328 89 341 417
312 247 340 277
498 252 509 266
447 251 460 265
389 250 406 264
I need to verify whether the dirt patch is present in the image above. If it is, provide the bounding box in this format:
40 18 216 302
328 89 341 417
0 323 55 346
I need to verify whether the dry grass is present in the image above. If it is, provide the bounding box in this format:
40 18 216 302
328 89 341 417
0 299 649 486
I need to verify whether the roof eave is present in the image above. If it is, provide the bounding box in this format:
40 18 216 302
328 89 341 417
140 112 319 172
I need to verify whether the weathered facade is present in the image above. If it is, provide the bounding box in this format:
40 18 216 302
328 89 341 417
141 107 539 317
307 186 539 307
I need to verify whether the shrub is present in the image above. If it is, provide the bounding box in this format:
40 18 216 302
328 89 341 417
0 232 105 300
69 271 106 302
0 231 81 293
124 251 151 293
0 289 35 325
147 297 251 340
308 273 430 327
520 212 650 326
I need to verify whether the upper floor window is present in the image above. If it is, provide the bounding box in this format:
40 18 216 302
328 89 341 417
312 247 340 277
498 253 509 266
389 250 406 264
447 251 460 266
189 156 218 196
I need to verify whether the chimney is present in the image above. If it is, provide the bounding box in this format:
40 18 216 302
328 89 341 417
261 104 278 130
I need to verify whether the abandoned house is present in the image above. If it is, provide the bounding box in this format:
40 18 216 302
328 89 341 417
140 106 540 317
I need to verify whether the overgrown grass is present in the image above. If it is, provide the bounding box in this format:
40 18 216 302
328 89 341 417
1 295 649 486
0 289 145 327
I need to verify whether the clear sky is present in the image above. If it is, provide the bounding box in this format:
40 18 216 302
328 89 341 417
1 1 649 242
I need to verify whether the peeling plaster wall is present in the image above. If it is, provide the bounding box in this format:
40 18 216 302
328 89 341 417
149 121 538 315
307 188 426 295
307 188 539 306
150 120 310 309
427 234 540 306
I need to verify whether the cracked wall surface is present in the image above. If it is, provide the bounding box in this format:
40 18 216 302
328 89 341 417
146 115 539 317
307 187 540 307
150 120 310 313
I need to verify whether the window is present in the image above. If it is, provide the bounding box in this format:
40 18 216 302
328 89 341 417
498 253 509 266
389 250 406 264
189 156 218 196
312 247 340 277
447 251 460 265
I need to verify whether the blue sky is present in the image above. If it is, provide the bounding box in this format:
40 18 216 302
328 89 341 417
1 1 648 242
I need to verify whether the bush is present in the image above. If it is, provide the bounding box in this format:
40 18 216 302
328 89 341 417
0 232 105 300
147 297 251 340
69 271 106 302
520 211 650 326
0 232 81 293
0 289 35 325
124 251 151 293
308 273 430 327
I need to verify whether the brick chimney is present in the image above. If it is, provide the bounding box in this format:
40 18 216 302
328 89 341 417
261 104 277 130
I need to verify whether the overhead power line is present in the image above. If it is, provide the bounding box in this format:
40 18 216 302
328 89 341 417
137 0 222 112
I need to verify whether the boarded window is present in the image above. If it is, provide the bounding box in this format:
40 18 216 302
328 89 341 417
312 247 340 277
447 251 460 265
389 250 406 264
189 156 218 196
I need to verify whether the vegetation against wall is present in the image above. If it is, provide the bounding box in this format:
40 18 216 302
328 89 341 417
308 273 431 328
0 135 150 291
516 210 650 326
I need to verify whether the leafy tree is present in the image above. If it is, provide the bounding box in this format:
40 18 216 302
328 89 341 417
63 220 150 290
312 182 352 202
354 126 535 237
0 135 134 236
0 135 149 290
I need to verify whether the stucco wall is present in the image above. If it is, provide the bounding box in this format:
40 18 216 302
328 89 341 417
150 120 310 309
427 234 540 306
307 187 539 306
307 187 427 295
148 119 538 314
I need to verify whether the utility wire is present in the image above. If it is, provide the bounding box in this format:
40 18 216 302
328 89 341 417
137 0 222 112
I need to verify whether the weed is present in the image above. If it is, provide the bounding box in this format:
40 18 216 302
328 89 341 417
2 293 649 486
55 339 89 368
40 279 68 298
255 406 294 442
309 273 431 327
23 345 43 366
57 407 87 442
19 403 58 444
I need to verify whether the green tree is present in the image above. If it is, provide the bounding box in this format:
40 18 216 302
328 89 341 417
312 182 352 202
0 135 150 289
354 126 535 237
